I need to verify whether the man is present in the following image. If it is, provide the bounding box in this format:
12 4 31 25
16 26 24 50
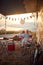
22 30 30 47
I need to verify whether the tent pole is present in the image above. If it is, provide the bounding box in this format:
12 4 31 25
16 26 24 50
5 16 6 35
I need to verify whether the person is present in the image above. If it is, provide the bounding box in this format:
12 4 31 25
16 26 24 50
22 30 30 47
12 30 25 41
17 30 25 40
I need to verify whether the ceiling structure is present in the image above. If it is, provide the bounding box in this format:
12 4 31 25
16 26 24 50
0 0 43 15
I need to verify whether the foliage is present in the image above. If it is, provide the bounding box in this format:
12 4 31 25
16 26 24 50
0 30 20 34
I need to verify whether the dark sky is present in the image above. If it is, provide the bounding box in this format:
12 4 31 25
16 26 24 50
0 0 43 15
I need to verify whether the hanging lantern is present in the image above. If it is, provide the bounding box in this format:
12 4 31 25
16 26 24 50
27 17 29 19
0 16 2 19
15 18 16 21
32 15 35 17
20 19 25 24
30 16 32 18
6 16 8 19
24 18 25 20
9 17 10 20
12 18 14 21
18 18 19 20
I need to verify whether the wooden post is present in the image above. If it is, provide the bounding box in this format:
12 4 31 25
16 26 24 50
5 16 6 35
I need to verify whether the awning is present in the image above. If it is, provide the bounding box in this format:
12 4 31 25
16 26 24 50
0 0 43 15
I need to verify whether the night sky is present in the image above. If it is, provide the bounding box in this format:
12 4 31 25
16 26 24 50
0 0 43 15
